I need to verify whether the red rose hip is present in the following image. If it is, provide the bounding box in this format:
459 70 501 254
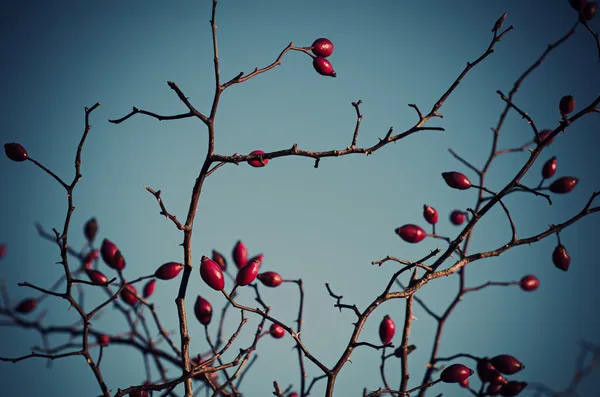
143 280 156 298
87 269 108 285
440 363 473 383
442 172 472 190
247 253 263 268
212 250 227 271
236 259 260 286
0 244 6 260
154 262 184 280
311 38 334 57
581 2 597 20
559 95 575 115
200 256 225 291
232 240 248 269
120 284 139 307
247 150 269 167
519 275 539 292
542 157 557 179
15 298 37 314
97 334 110 346
549 176 578 194
395 224 426 243
487 383 503 396
450 210 466 225
500 381 527 396
269 323 285 339
423 205 438 224
552 244 570 271
84 218 98 242
535 129 554 145
4 143 28 162
194 296 213 325
257 271 283 287
379 315 395 344
476 358 496 382
101 239 126 270
313 57 336 77
490 354 524 375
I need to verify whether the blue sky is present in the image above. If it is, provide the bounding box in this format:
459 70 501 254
1 1 599 396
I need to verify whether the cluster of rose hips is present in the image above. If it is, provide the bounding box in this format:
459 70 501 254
475 355 528 396
310 38 336 77
569 0 598 21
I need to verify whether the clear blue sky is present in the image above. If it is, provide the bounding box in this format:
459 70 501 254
1 1 599 396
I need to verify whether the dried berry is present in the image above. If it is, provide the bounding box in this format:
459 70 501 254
313 57 336 77
84 218 98 242
519 275 539 292
440 363 474 383
4 143 28 162
442 172 472 190
194 296 213 325
395 224 426 243
257 271 283 287
379 315 395 344
87 269 108 285
423 205 439 224
200 256 225 291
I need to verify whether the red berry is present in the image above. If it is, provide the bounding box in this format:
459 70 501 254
120 283 139 307
559 95 575 115
232 240 248 269
519 275 539 292
236 259 260 286
487 383 503 396
84 217 98 242
500 381 527 397
490 354 525 375
442 172 472 190
395 224 426 243
487 369 508 385
154 262 184 280
459 378 470 388
212 250 227 271
379 315 395 344
311 38 334 57
477 358 496 383
257 271 283 287
98 334 110 346
247 253 263 268
440 363 474 383
542 157 557 179
287 393 299 397
247 150 269 167
143 280 156 299
101 239 126 270
552 244 570 271
84 249 100 263
0 244 7 260
194 296 213 325
423 205 439 224
313 57 336 77
570 0 588 10
87 269 108 285
535 129 554 145
269 323 285 339
4 143 28 162
549 176 579 194
15 298 37 314
200 256 225 291
581 2 597 20
450 210 466 226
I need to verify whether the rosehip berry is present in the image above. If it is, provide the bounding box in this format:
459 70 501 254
500 381 527 397
87 269 108 285
212 250 227 271
0 244 7 260
542 157 557 179
236 259 260 286
535 129 554 145
487 383 503 396
200 256 225 291
476 358 496 383
4 143 28 162
459 378 470 388
559 95 575 115
120 283 139 307
247 253 263 268
15 298 37 314
395 224 426 243
257 271 283 287
101 239 126 270
423 205 439 224
487 369 508 385
98 334 110 346
313 57 336 77
287 393 299 397
490 354 525 375
450 210 466 226
247 150 269 167
194 296 213 325
269 323 285 339
311 38 334 57
143 280 156 299
154 262 184 280
519 275 539 292
84 217 98 242
549 176 579 194
440 363 474 383
570 0 588 11
232 240 248 269
379 315 395 344
552 244 570 271
442 172 472 190
84 249 100 264
581 2 597 20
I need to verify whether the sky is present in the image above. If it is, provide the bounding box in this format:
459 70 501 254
1 1 599 396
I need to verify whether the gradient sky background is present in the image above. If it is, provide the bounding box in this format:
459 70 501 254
1 1 599 396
